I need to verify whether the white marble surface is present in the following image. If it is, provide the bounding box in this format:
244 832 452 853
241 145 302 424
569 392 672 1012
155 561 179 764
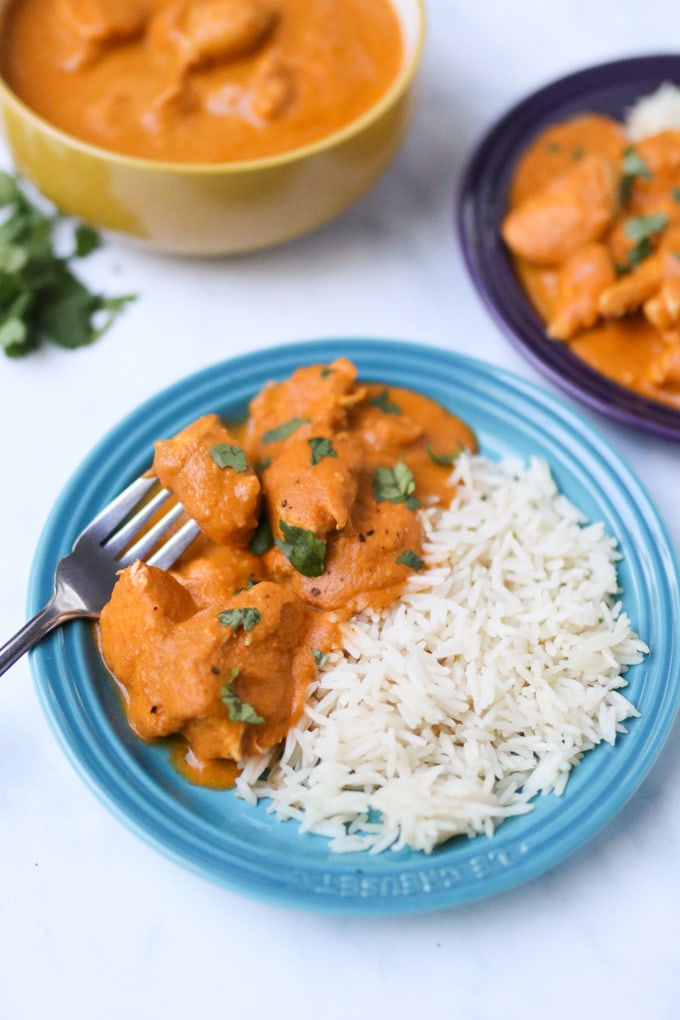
1 2 679 1018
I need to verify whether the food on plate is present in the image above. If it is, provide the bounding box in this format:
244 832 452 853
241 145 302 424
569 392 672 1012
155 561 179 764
99 358 646 854
237 453 646 853
0 0 403 163
501 84 680 408
0 172 133 358
99 358 476 784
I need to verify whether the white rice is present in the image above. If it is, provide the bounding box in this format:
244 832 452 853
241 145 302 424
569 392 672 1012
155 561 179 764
236 454 647 854
625 81 680 140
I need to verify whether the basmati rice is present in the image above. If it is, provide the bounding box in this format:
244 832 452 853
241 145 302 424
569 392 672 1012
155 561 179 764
236 454 647 854
625 81 680 140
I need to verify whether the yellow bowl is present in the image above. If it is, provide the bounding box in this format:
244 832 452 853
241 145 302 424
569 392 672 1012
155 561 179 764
0 0 425 256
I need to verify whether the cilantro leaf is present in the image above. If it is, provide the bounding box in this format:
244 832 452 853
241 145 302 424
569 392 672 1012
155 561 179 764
619 146 652 206
308 436 337 465
275 520 327 576
369 389 402 415
248 518 273 555
210 443 248 472
396 549 425 571
312 648 329 668
0 173 134 357
262 417 310 444
426 443 463 466
617 212 669 272
220 667 264 725
253 456 271 475
373 462 421 510
217 607 261 631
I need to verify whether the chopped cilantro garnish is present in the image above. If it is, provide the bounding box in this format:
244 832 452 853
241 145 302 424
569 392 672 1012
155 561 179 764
253 456 271 475
373 462 421 510
220 667 264 725
217 607 261 631
369 389 402 415
617 212 669 272
673 187 680 203
209 443 248 472
308 436 337 465
0 172 134 358
619 146 652 206
426 443 463 466
320 366 334 378
248 518 273 555
396 549 425 571
312 648 329 668
276 520 326 577
262 418 310 444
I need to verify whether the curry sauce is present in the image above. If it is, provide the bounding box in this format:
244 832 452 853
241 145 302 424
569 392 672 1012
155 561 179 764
99 359 476 786
502 112 680 408
0 0 403 163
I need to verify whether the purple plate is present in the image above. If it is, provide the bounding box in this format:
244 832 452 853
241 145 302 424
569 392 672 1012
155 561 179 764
458 54 680 442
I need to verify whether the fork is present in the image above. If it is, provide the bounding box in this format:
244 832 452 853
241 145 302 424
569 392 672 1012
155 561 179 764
0 474 201 678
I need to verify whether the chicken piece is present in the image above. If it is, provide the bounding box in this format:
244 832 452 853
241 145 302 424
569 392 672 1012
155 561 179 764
647 341 680 388
547 243 616 340
244 358 364 461
57 0 147 43
502 154 618 266
263 431 363 538
99 561 198 739
509 114 625 207
171 538 263 609
251 50 295 120
644 277 680 332
154 414 261 545
102 571 315 761
598 254 663 318
150 0 277 71
56 0 147 68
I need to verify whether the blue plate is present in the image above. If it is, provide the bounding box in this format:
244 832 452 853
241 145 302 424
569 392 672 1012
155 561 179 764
28 339 680 915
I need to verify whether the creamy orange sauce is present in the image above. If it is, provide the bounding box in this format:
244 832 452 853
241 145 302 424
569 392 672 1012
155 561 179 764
99 360 476 788
503 112 680 408
0 0 403 164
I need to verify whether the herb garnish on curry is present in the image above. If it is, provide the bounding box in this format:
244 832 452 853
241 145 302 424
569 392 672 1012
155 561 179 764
502 112 680 407
99 359 476 786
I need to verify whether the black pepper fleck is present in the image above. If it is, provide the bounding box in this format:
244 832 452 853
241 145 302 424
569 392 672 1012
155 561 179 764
310 587 321 596
358 533 366 543
281 499 288 507
211 666 220 675
150 705 158 714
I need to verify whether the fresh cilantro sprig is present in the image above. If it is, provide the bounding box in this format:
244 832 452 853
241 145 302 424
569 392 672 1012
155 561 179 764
308 436 337 465
369 389 402 415
396 549 424 571
618 146 652 206
276 519 326 576
209 443 249 472
262 417 310 444
0 172 134 357
217 607 261 631
618 212 669 272
220 667 264 724
373 462 421 509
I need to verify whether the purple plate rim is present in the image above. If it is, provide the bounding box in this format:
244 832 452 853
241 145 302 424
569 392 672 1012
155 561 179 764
457 53 680 442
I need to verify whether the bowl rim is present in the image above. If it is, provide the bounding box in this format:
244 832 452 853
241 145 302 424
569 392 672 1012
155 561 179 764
0 0 426 175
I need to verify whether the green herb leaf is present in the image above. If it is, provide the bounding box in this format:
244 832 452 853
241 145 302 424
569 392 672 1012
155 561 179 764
253 456 271 475
320 366 334 378
312 648 329 668
275 520 327 577
0 174 134 357
673 187 680 203
369 389 402 415
209 443 248 472
217 607 261 631
248 518 273 556
308 436 337 465
624 212 669 245
373 462 421 510
426 443 463 466
396 549 425 571
262 417 310 444
619 146 652 205
615 213 670 273
220 667 264 725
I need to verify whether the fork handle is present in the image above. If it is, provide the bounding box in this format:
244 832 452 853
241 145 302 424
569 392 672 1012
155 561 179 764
0 597 84 678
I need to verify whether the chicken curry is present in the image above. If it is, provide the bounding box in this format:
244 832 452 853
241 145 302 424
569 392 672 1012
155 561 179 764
502 113 680 408
99 359 476 786
0 0 403 163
